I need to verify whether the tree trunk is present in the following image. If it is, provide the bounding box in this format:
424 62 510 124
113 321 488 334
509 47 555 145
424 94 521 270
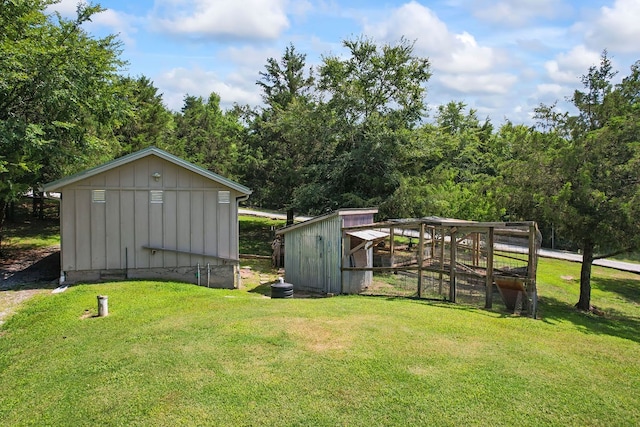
576 240 594 311
0 200 6 258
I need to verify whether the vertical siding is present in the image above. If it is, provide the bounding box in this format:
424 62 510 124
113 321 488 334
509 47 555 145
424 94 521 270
342 213 375 227
61 190 75 271
176 191 191 266
134 159 149 187
105 190 120 269
163 190 178 266
75 190 91 270
149 197 163 268
284 215 342 294
203 191 218 258
90 195 107 270
60 155 242 275
217 192 231 259
190 190 205 266
134 190 150 268
120 190 135 270
148 156 163 189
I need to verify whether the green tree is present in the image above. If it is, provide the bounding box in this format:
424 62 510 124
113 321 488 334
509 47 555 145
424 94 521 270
112 76 174 155
0 1 126 250
530 52 640 311
174 93 243 179
242 44 321 209
381 102 501 221
314 36 431 212
256 43 314 109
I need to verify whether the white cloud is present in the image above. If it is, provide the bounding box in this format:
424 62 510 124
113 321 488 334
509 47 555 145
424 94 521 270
46 1 138 47
359 1 528 123
535 83 566 96
150 0 290 40
45 0 78 16
544 45 601 84
583 0 640 53
438 73 517 95
363 1 499 74
222 45 279 69
472 0 562 27
155 66 262 111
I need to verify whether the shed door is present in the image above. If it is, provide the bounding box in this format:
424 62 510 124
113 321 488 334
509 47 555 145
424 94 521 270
298 235 325 292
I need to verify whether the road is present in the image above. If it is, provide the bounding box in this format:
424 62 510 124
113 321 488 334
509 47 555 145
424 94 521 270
239 208 640 274
538 248 640 274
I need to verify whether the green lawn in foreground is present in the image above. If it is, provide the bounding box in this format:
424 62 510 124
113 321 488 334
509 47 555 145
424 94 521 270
1 259 639 426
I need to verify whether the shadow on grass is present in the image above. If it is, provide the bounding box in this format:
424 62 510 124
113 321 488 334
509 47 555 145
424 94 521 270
0 251 60 291
538 295 640 344
359 292 529 320
3 219 59 243
593 276 640 305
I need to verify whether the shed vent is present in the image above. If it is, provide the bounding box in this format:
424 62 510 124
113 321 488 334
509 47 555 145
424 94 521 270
219 190 230 204
150 190 164 204
92 190 106 203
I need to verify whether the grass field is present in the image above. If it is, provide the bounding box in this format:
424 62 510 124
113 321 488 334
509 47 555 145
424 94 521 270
1 257 639 426
1 214 639 425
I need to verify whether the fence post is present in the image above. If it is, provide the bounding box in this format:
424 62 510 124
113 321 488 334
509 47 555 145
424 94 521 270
485 227 494 309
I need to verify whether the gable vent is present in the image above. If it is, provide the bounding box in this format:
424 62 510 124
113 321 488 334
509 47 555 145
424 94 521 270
219 190 230 204
150 190 164 204
92 190 106 203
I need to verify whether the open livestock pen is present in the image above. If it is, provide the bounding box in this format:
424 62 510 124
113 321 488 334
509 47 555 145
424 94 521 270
342 217 541 317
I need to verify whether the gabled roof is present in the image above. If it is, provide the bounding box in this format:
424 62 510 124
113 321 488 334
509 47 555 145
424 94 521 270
275 208 378 235
43 146 252 195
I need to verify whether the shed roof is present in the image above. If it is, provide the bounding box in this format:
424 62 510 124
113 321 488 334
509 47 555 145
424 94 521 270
275 208 378 235
43 146 252 195
346 229 389 241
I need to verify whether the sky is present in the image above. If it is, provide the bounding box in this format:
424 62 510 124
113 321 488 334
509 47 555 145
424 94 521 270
49 0 640 124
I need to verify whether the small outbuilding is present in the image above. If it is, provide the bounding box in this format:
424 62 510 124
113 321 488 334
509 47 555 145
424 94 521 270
43 147 251 287
275 208 384 294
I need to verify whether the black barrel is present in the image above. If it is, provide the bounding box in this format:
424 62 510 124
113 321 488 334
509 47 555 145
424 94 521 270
271 279 294 299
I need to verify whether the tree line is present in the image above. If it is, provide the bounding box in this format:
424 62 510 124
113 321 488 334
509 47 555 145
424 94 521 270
2 2 639 311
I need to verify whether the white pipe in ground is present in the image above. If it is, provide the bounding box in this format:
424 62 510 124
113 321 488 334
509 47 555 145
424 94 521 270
97 295 108 317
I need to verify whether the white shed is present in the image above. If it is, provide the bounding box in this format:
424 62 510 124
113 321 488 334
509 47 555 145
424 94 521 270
43 147 251 287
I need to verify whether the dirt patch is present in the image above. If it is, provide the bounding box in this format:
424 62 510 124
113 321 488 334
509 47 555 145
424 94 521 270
1 246 60 290
0 245 61 325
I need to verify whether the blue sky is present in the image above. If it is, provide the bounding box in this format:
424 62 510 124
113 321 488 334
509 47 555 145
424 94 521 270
50 0 640 124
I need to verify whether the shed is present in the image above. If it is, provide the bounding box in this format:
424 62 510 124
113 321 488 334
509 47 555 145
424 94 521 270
43 147 252 287
275 208 383 294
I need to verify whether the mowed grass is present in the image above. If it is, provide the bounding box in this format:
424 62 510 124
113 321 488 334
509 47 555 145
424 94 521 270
2 213 639 425
1 261 639 426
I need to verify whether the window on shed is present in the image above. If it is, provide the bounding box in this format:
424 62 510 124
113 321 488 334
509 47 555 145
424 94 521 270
92 190 106 203
218 191 230 204
150 190 164 204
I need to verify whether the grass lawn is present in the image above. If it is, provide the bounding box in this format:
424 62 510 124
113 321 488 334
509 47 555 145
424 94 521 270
1 257 639 426
1 213 639 425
